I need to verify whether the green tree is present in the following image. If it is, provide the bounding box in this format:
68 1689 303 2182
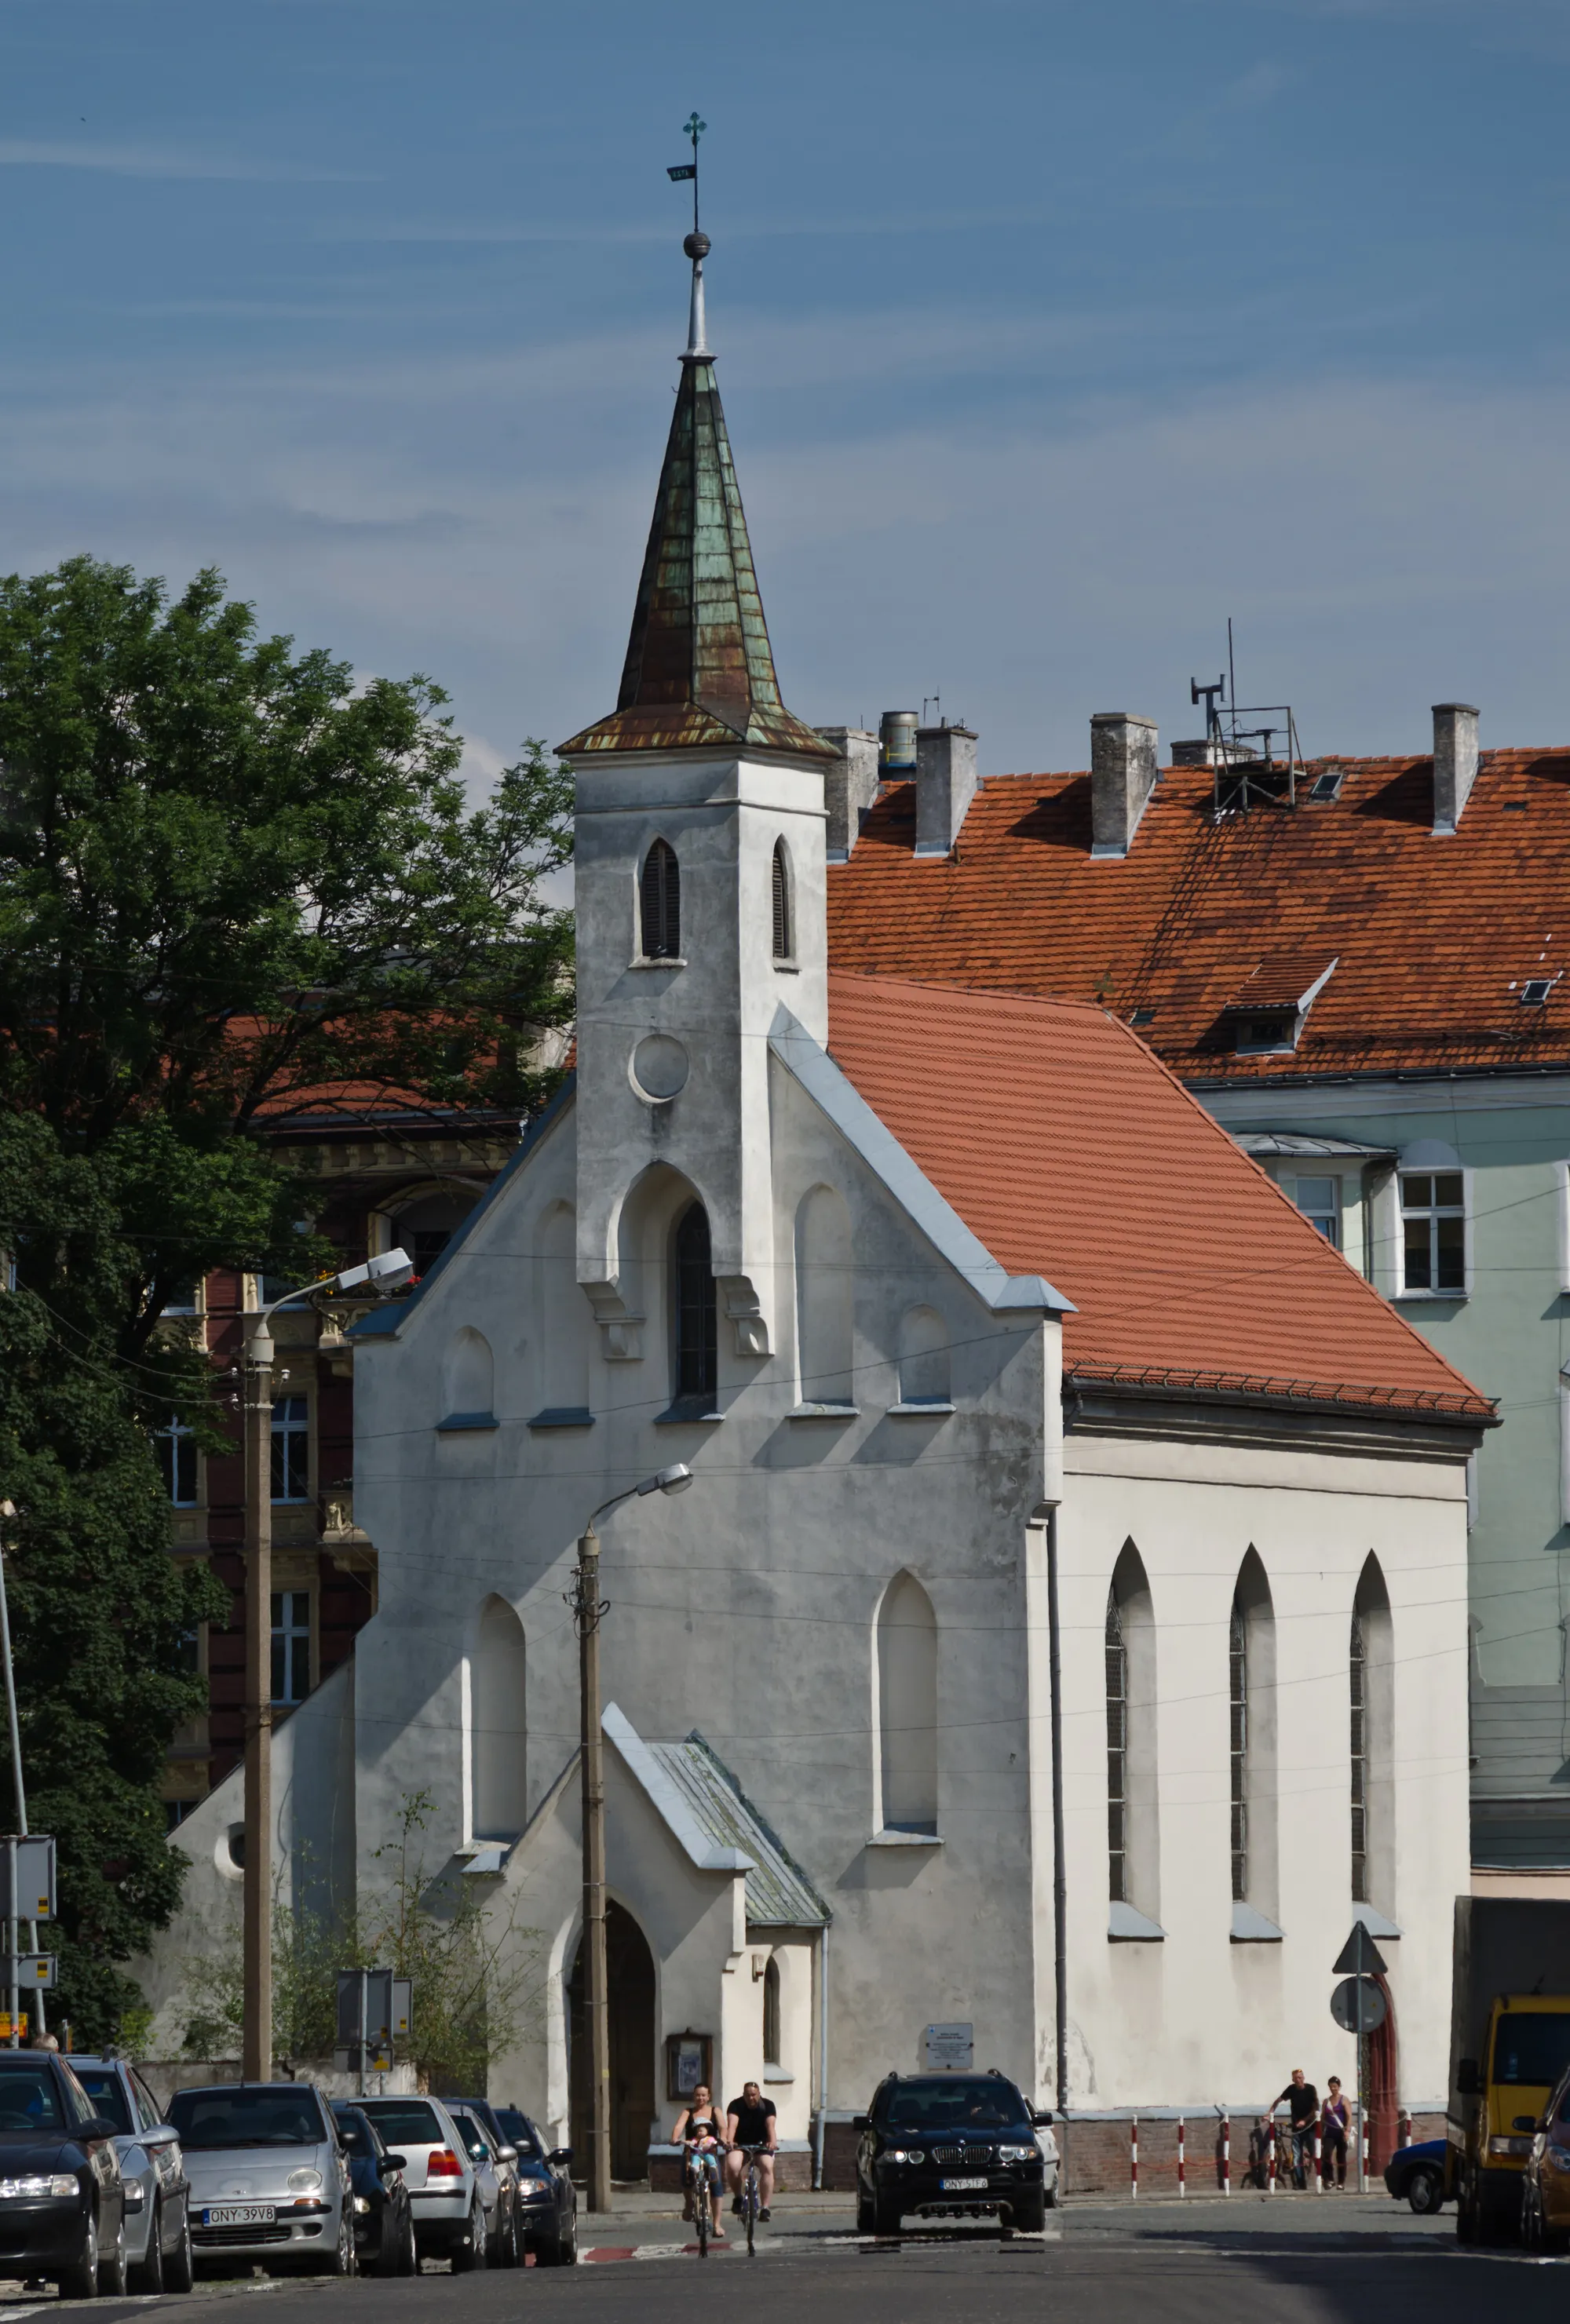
0 556 574 2042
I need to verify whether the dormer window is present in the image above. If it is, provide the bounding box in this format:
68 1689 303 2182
1220 954 1338 1056
640 839 681 960
772 840 793 963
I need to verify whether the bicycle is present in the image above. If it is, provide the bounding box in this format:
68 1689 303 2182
683 2139 723 2258
734 2144 769 2257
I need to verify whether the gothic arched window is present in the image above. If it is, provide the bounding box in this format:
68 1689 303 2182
1106 1593 1129 1903
772 840 793 962
763 1956 782 2067
471 1596 528 1839
641 839 681 960
1229 1596 1248 1902
1106 1541 1158 1918
878 1571 938 1835
674 1201 717 1405
1349 1553 1393 1909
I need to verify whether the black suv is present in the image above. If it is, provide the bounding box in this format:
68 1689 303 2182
854 2072 1052 2235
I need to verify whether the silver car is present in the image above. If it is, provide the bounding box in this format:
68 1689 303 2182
71 2059 194 2293
166 2081 353 2278
356 2094 497 2271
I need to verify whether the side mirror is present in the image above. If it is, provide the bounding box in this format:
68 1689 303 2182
853 2114 870 2134
145 2125 181 2150
81 2118 122 2144
1457 2059 1482 2096
547 2147 572 2168
379 2153 407 2174
1031 2108 1054 2126
496 2145 518 2165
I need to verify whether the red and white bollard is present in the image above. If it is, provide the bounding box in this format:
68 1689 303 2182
1130 2115 1138 2200
1360 2116 1369 2183
1221 2112 1231 2196
1398 2107 1412 2151
1268 2115 1279 2194
1178 2116 1186 2198
1313 2123 1323 2194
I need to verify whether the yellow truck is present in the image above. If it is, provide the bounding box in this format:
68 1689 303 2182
1450 1900 1570 2245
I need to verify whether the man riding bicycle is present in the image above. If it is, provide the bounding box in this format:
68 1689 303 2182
672 2084 727 2240
725 2081 779 2223
1269 2068 1320 2191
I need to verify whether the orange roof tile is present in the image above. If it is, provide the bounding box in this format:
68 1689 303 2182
826 971 1494 1422
826 750 1570 1085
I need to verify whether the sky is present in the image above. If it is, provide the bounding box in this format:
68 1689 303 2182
2 0 1568 790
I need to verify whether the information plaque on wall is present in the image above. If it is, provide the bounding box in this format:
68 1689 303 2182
923 2022 973 2070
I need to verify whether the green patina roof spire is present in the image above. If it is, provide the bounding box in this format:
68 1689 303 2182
560 214 833 762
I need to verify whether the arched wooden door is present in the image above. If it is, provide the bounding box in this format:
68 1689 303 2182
568 1902 658 2184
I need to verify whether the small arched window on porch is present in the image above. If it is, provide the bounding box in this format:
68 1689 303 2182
641 839 681 960
674 1201 717 1406
771 841 793 962
762 1956 782 2067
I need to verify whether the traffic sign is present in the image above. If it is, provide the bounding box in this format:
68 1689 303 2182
1331 1974 1386 2033
9 1956 55 1990
0 1839 55 1924
1332 1922 1387 1978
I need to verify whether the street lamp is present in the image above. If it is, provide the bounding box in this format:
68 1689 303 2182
571 1464 693 2213
240 1247 414 2083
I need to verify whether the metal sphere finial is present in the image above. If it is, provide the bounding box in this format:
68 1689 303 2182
684 229 710 261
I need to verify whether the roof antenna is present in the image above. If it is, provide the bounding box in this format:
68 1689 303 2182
668 112 710 360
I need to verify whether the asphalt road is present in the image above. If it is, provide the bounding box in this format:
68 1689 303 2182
3 2198 1569 2324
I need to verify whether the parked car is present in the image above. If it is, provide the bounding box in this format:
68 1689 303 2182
854 2071 1056 2235
166 2081 353 2278
71 2056 194 2291
356 2092 498 2270
0 2050 129 2296
447 2100 523 2267
330 2103 416 2276
491 2104 577 2266
1521 2060 1570 2251
1383 2135 1448 2215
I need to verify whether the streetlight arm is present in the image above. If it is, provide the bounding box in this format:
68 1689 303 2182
582 1465 694 1538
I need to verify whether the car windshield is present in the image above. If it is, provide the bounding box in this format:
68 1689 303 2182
0 2069 63 2133
495 2110 540 2158
72 2074 132 2135
1493 2016 1570 2089
359 2101 444 2146
880 2079 1027 2131
167 2089 323 2149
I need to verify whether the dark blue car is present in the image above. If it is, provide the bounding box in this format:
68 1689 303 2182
1384 2136 1448 2213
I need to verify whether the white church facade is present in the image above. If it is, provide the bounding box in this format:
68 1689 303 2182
142 238 1495 2186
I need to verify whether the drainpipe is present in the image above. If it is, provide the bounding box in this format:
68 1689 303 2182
1047 1507 1068 2136
813 1923 831 2190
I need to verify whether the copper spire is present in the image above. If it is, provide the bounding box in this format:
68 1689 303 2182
560 231 833 763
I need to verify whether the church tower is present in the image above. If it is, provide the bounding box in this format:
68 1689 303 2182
559 225 836 1379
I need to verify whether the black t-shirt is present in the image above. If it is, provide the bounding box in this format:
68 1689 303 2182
728 2096 776 2146
1274 2083 1318 2127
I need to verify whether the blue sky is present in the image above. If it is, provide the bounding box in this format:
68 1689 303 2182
2 0 1568 785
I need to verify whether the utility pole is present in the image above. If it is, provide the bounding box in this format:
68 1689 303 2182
242 1315 274 2083
0 1505 42 2045
572 1520 612 2213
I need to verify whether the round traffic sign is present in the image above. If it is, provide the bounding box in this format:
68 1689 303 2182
1331 1974 1386 2033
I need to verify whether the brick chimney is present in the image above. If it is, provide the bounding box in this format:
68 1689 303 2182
914 724 979 859
1433 702 1479 835
1090 713 1159 859
816 727 880 862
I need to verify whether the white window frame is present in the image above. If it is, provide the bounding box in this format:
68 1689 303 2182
1289 1173 1342 1249
270 1588 313 1706
271 1393 312 1504
1395 1165 1472 1300
157 1414 199 1508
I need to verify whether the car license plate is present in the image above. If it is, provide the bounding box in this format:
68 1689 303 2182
202 2204 276 2228
940 2176 988 2192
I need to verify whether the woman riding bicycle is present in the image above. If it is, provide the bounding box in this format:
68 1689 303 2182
672 2084 726 2238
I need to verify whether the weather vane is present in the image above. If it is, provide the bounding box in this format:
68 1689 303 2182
667 111 706 241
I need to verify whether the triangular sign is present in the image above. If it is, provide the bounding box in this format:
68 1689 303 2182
1333 1922 1387 1977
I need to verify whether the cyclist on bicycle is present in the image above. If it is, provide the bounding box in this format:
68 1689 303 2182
1269 2068 1320 2191
672 2084 726 2238
725 2081 778 2223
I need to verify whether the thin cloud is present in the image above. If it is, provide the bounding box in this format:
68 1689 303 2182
0 138 371 182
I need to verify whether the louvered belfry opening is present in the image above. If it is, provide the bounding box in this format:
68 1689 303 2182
1105 1593 1127 1904
1229 1596 1248 1902
641 839 681 960
1349 1609 1367 1903
771 840 791 961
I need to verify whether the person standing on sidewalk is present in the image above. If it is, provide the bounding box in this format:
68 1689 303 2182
1269 2069 1320 2189
1320 2078 1349 2189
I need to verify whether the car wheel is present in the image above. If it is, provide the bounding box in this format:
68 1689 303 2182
59 2210 100 2300
856 2187 876 2235
130 2201 165 2294
1044 2180 1060 2210
872 2194 903 2237
396 2205 418 2276
164 2202 195 2294
1408 2166 1444 2217
315 2204 356 2278
1010 2189 1047 2234
498 2196 520 2268
452 2196 487 2272
97 2216 128 2297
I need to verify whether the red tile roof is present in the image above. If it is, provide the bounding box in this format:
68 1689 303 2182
1224 953 1338 1012
826 750 1570 1084
826 970 1494 1421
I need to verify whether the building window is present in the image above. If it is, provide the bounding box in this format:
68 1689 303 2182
640 839 681 960
877 1571 938 1835
771 841 792 962
674 1202 717 1404
1400 1170 1465 1293
1229 1596 1247 1903
271 1590 311 1706
161 1279 202 1315
1349 1609 1367 1903
164 1800 194 1833
271 1395 310 1503
1291 1176 1340 1248
763 1956 782 2067
156 1414 198 1507
1106 1593 1127 1905
393 1191 480 1282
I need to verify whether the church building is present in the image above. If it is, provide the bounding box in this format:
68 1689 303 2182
144 232 1495 2189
